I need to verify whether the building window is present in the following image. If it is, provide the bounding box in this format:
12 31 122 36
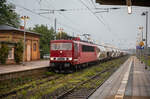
8 48 14 59
33 43 36 51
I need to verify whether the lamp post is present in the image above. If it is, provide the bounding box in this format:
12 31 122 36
139 26 144 40
139 26 144 63
141 11 148 69
126 0 132 14
21 16 29 65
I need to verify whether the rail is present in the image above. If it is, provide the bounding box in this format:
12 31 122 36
56 66 117 99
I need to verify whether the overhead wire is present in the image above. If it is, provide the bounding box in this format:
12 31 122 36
10 0 120 42
87 0 112 32
43 0 85 34
89 2 123 46
78 0 116 38
78 0 115 38
8 1 52 21
78 0 106 25
38 8 111 12
90 0 97 8
7 1 55 28
86 0 96 9
8 0 83 34
37 0 121 29
58 12 81 27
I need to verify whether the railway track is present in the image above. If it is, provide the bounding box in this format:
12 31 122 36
0 63 113 98
1 56 128 99
0 74 62 98
56 67 117 99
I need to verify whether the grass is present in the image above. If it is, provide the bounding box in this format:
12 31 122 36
82 70 112 89
44 71 55 76
3 56 129 99
0 77 32 94
139 56 150 67
0 71 57 96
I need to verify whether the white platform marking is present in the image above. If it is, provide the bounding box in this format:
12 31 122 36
115 57 133 99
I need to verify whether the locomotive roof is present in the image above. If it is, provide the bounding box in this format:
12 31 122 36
51 39 97 46
51 40 74 43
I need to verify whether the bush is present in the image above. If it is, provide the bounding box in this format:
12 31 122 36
14 41 23 64
0 44 9 64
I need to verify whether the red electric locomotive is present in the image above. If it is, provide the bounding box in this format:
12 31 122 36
50 37 100 72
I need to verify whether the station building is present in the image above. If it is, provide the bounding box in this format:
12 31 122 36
0 25 41 64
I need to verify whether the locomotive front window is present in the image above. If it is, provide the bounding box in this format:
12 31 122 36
51 43 72 50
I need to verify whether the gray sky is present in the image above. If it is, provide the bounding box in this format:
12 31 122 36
8 0 150 49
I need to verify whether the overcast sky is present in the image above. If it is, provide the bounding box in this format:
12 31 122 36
8 0 150 49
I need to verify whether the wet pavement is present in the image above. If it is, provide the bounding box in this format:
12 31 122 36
0 60 49 74
89 56 150 99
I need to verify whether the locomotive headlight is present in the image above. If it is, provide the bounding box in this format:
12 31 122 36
68 57 72 60
50 57 54 60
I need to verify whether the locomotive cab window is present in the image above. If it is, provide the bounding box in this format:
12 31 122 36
51 43 72 50
82 45 94 52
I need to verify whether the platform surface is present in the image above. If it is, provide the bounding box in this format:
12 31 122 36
0 60 49 75
89 56 150 99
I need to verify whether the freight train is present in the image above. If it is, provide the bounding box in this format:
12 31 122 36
49 37 126 72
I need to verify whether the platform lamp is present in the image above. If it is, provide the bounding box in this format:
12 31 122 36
139 26 144 63
126 0 132 14
141 11 148 69
21 16 30 65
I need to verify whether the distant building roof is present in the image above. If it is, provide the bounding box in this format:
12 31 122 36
96 0 150 7
0 25 41 36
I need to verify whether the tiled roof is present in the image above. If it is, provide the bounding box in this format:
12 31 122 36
0 25 41 36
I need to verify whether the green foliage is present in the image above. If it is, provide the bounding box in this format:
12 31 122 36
14 40 23 64
0 43 9 64
30 25 56 58
56 32 70 39
44 71 54 76
141 56 150 67
0 0 20 28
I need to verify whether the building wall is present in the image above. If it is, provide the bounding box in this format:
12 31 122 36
0 30 40 63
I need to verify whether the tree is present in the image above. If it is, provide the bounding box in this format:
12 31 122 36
0 43 9 64
14 40 23 64
0 0 20 28
31 25 56 58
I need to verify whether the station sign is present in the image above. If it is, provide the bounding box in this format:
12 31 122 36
139 41 144 47
136 46 144 49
